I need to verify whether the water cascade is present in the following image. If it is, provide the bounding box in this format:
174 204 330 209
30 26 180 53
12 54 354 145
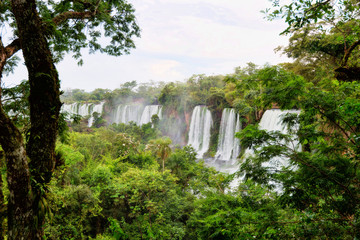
139 105 162 125
111 105 144 125
61 102 105 127
209 109 299 190
254 109 300 169
187 106 213 158
61 102 79 115
215 108 241 162
110 104 162 126
88 102 105 127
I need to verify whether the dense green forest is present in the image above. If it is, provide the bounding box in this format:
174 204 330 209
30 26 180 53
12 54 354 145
0 0 360 239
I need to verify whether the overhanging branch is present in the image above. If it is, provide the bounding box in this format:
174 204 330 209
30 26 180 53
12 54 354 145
342 39 360 67
52 11 95 25
1 10 100 74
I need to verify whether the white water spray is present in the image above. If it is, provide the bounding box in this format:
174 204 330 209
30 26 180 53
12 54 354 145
139 105 162 126
61 102 105 127
187 106 213 158
215 108 241 162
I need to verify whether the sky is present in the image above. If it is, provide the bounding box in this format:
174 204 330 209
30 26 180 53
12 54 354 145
3 0 291 91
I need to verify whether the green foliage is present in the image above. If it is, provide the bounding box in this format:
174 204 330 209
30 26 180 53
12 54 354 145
109 121 161 144
225 63 267 123
47 122 255 240
146 137 172 172
45 184 102 239
166 146 197 189
158 82 186 108
58 112 70 143
187 74 225 106
91 112 107 128
187 181 297 240
16 0 359 238
237 65 360 238
111 168 187 239
68 128 140 161
1 80 30 129
266 0 360 81
108 218 128 240
49 0 140 63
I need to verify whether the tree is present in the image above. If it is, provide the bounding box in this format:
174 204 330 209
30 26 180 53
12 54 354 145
225 63 266 123
266 0 360 81
146 137 172 172
111 168 187 239
0 150 5 240
238 65 360 238
0 0 139 238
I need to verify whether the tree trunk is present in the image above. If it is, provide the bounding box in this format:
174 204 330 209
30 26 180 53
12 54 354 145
6 0 61 238
0 107 33 239
0 156 4 240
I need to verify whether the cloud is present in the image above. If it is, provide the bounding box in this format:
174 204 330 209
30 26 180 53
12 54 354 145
4 0 292 91
148 60 185 80
138 14 288 61
133 0 289 61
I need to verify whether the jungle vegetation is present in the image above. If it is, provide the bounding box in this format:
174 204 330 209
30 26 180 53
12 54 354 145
0 0 359 239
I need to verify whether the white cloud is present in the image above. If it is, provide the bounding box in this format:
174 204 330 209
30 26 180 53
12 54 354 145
137 13 288 61
148 60 185 80
4 0 292 91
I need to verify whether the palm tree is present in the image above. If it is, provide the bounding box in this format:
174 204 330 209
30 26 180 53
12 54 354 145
146 137 172 172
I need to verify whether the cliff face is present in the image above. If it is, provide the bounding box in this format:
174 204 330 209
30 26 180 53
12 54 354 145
159 107 190 146
184 110 191 132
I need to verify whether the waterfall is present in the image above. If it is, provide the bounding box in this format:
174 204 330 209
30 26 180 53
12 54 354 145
61 102 78 115
111 104 144 125
110 104 162 126
78 103 91 116
88 102 105 127
259 109 299 132
61 102 105 127
243 109 300 160
215 108 241 162
62 102 89 117
256 109 300 168
187 106 213 158
139 105 162 126
209 109 299 191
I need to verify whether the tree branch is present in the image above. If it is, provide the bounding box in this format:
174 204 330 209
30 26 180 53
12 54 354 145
52 11 96 25
342 39 360 67
291 150 354 198
4 39 21 59
0 10 98 75
304 0 332 15
0 39 21 77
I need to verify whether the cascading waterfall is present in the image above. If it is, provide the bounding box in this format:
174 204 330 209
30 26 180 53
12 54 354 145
111 104 144 125
61 102 78 115
215 108 241 162
61 102 105 127
88 102 105 127
210 109 299 190
78 103 91 116
236 109 301 191
62 102 89 116
187 106 213 158
259 109 300 132
255 109 300 168
110 104 162 126
139 105 162 126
